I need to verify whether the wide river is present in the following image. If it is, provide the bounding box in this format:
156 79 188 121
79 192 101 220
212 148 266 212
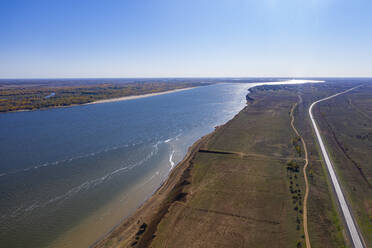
0 83 259 247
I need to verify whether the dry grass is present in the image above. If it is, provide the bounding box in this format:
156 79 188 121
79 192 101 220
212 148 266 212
150 91 308 248
313 84 372 247
96 83 364 248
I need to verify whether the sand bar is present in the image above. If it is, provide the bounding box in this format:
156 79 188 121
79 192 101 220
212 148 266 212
88 87 197 105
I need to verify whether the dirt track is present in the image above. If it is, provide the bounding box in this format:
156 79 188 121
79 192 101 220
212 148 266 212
290 95 311 248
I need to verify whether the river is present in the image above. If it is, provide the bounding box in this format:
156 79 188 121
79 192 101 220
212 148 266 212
0 83 252 248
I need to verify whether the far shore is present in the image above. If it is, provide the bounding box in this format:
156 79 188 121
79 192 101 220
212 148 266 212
5 86 199 113
87 87 197 105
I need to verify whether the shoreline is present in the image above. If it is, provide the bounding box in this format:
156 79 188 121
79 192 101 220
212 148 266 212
93 105 242 248
87 87 197 104
3 81 322 113
92 80 324 247
3 86 198 114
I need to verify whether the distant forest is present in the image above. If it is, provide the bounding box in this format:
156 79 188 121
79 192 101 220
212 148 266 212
0 82 208 112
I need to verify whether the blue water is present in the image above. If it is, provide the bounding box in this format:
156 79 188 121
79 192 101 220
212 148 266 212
0 83 251 247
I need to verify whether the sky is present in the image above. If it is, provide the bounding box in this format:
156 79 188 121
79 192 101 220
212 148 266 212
1 0 372 78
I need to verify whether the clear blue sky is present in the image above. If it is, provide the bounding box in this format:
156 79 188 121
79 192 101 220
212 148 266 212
1 0 372 78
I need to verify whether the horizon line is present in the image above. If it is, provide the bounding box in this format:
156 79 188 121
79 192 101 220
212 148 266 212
1 76 372 80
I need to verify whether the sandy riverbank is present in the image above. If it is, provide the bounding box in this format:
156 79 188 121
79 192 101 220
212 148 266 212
88 87 197 105
93 126 216 248
3 87 198 113
92 80 325 248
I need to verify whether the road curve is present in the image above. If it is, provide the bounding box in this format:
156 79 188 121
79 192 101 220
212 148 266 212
309 86 365 248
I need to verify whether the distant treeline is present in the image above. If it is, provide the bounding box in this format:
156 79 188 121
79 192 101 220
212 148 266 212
0 82 208 112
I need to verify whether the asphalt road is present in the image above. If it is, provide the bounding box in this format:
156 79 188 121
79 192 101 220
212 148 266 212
309 86 365 248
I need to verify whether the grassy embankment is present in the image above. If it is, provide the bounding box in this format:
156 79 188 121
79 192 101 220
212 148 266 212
0 82 206 112
96 84 349 248
291 83 352 248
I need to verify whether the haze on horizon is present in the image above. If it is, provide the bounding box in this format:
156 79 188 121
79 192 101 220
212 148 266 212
1 0 372 79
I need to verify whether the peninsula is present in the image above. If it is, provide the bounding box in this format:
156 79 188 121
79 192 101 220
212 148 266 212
0 80 209 112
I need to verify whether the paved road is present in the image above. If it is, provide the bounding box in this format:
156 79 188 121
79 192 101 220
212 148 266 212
309 86 365 248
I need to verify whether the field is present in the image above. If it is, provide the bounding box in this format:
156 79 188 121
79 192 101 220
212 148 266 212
311 83 372 247
150 90 306 248
96 82 357 248
289 83 354 248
